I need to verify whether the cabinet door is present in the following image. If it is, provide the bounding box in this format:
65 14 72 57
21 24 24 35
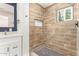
0 40 21 56
10 40 21 56
0 36 22 56
0 44 10 56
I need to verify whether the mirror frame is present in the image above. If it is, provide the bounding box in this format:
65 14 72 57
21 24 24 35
0 3 17 32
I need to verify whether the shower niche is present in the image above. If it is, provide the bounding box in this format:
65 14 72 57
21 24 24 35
35 19 43 27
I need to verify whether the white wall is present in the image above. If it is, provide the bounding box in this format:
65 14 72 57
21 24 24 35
17 3 29 56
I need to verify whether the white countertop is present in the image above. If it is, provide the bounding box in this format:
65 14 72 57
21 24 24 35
0 34 23 39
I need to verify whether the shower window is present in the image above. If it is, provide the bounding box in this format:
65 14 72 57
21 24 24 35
65 7 73 21
57 6 73 22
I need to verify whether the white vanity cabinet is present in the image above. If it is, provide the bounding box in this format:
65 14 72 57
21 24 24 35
0 34 23 56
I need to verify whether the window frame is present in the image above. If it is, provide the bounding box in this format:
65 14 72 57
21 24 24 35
57 6 73 22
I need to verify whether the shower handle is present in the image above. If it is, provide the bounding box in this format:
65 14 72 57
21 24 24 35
75 21 78 27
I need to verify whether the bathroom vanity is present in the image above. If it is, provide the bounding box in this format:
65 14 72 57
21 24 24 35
0 3 22 56
0 34 23 56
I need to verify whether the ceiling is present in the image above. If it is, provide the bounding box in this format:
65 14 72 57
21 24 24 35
38 3 54 8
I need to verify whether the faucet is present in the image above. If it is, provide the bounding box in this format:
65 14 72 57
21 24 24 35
4 30 7 35
4 28 12 35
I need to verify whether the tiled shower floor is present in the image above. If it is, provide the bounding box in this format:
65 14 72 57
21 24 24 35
33 47 64 56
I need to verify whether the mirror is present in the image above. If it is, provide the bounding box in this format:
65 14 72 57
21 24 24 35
0 3 17 32
0 4 14 27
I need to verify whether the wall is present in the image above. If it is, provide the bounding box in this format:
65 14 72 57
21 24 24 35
29 3 45 49
44 3 77 56
16 3 29 56
77 3 79 55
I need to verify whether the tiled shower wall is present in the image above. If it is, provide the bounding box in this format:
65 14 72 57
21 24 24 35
30 3 78 56
77 3 79 55
29 3 45 49
44 3 78 56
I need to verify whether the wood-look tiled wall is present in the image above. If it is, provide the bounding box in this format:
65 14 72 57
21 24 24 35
44 3 78 56
30 3 78 56
29 3 45 49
